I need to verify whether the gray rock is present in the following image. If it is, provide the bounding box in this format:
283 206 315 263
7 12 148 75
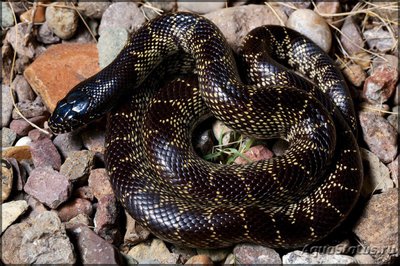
363 26 395 53
24 167 71 209
342 63 367 87
12 74 36 102
1 211 76 264
340 16 364 55
62 25 95 44
82 126 106 153
279 1 311 16
360 148 393 196
359 111 398 163
5 23 36 59
2 85 14 127
315 0 343 27
286 9 332 52
1 159 14 202
177 1 225 14
233 243 281 264
45 3 79 39
282 250 357 264
78 2 111 19
194 129 214 156
387 113 399 134
12 100 48 119
98 27 129 68
128 238 179 264
1 127 17 147
1 200 29 233
372 54 398 71
353 188 399 264
1 2 15 27
60 150 95 183
31 137 62 170
98 2 146 36
205 4 287 53
37 22 61 44
363 65 398 104
212 120 236 146
387 155 398 187
53 131 83 158
68 224 124 264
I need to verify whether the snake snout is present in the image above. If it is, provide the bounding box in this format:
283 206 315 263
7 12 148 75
48 90 91 133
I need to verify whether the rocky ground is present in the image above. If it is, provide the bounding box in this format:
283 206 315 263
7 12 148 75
1 1 399 265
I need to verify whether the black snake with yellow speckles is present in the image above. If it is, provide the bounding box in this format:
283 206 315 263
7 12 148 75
49 12 363 248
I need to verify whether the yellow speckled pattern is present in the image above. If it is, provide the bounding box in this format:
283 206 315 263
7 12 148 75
48 13 363 249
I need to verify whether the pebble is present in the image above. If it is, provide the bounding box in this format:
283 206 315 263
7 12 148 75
9 116 48 136
286 9 332 52
12 99 48 119
2 145 32 161
23 43 99 112
205 4 287 53
88 168 114 199
124 211 151 245
15 136 32 147
233 244 281 264
282 250 357 264
359 102 390 116
2 86 14 127
45 3 78 39
81 126 106 153
353 188 399 264
212 120 236 146
78 2 111 20
394 83 399 105
224 253 235 264
360 148 393 196
387 113 398 134
1 2 15 27
37 22 61 44
353 51 372 70
53 132 83 158
353 247 376 264
26 194 47 218
340 17 364 56
372 54 398 71
98 27 129 68
98 2 146 36
1 127 17 147
68 224 124 264
62 25 96 44
1 159 14 203
363 65 398 104
185 255 213 265
315 0 342 27
1 200 28 232
30 137 62 170
11 74 36 102
64 213 92 229
342 63 367 87
387 156 398 187
278 1 311 17
234 145 274 164
128 238 179 264
171 245 197 264
5 23 36 59
359 111 398 163
197 247 231 262
363 26 395 53
178 1 225 14
24 167 71 209
94 194 121 244
57 197 93 222
1 211 76 264
20 5 46 23
60 150 95 183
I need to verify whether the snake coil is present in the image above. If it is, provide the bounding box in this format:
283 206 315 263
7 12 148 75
49 12 362 248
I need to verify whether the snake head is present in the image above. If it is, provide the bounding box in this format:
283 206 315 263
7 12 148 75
48 89 97 133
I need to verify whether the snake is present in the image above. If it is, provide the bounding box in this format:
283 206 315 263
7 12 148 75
48 12 363 249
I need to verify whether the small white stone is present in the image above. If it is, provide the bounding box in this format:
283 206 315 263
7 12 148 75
286 9 332 52
15 136 32 147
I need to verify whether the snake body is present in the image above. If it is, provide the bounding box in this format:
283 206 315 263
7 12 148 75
49 13 363 248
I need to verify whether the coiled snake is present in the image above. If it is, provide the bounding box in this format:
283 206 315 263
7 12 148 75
49 12 363 248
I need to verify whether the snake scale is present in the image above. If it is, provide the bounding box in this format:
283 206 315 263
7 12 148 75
48 12 363 248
